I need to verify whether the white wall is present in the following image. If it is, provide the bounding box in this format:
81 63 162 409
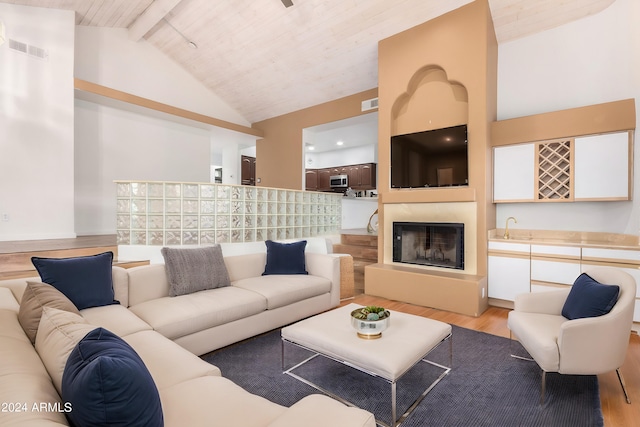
0 18 257 239
496 0 640 234
74 100 211 235
73 27 255 235
0 5 76 240
240 146 256 157
74 27 249 127
222 144 240 185
306 144 377 169
341 198 378 229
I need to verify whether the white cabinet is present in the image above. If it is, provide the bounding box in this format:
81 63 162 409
493 131 631 203
530 259 581 285
581 262 640 320
581 247 640 322
488 241 531 301
488 238 640 326
530 245 581 291
574 132 630 200
581 247 640 267
493 144 535 202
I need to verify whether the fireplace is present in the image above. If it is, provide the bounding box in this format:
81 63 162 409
392 222 464 270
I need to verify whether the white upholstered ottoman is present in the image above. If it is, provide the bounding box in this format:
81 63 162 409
281 303 452 427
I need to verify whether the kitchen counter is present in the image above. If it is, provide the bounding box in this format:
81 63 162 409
341 196 378 201
488 229 640 250
487 228 640 331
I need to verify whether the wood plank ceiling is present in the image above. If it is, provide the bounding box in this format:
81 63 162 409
1 0 616 123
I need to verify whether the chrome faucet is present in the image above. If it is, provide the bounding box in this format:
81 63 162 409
504 217 517 239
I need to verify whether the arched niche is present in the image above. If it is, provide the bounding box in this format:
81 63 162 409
391 65 468 136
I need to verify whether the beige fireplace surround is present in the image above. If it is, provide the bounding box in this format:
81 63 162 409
365 1 496 318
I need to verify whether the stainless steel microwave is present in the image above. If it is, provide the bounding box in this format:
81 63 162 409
330 174 348 188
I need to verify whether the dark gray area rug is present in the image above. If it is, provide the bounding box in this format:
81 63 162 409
201 325 603 427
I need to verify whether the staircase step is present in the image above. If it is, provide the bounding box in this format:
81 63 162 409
340 233 378 247
333 244 377 261
334 230 379 296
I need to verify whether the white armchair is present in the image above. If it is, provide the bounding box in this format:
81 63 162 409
507 267 636 404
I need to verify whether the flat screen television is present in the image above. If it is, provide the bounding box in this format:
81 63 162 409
390 124 468 189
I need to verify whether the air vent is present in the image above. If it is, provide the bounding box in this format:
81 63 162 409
361 97 379 112
28 45 48 60
8 38 48 60
8 39 27 53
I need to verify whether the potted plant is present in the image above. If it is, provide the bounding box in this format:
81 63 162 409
350 305 391 339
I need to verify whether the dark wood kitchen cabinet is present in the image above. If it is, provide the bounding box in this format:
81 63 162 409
358 163 376 188
305 169 318 191
348 165 361 187
241 155 256 186
317 168 331 191
305 163 376 192
346 163 376 189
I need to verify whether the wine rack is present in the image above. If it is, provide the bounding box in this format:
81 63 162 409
537 139 572 201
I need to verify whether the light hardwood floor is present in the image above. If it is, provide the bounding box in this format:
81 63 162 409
347 294 640 427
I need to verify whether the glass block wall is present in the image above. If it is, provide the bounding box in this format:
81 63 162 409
115 181 342 245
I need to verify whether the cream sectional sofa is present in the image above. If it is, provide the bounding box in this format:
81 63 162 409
0 249 375 427
126 251 342 355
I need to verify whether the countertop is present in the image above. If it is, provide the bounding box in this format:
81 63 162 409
488 228 640 250
341 196 378 201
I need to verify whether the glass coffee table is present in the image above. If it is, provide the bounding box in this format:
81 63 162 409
281 303 452 427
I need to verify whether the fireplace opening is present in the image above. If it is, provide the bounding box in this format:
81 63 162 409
393 222 464 270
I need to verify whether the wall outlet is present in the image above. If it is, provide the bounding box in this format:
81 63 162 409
1 213 9 222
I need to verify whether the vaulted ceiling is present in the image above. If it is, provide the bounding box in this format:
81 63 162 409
2 0 616 124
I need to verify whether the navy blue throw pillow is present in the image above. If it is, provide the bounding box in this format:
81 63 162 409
262 240 308 275
31 252 118 310
561 273 620 320
62 328 163 427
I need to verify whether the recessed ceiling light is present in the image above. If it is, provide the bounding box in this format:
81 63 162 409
336 141 344 146
308 146 315 151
